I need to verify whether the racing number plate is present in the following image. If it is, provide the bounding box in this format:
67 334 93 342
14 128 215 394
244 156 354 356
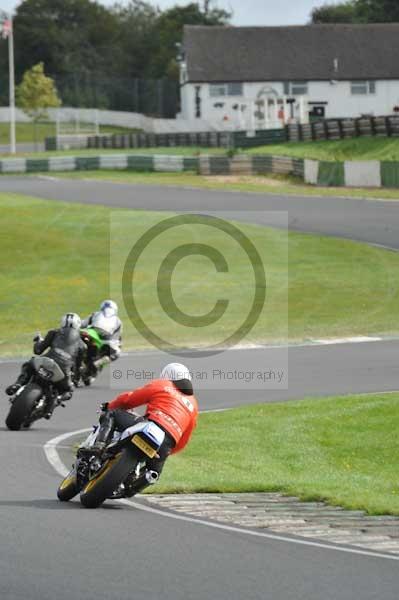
38 367 52 380
131 434 157 458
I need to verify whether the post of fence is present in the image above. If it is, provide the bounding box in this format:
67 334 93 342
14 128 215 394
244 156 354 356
337 118 344 139
386 116 392 137
323 119 329 140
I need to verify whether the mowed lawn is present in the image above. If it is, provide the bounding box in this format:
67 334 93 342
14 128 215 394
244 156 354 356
1 193 399 355
152 392 399 516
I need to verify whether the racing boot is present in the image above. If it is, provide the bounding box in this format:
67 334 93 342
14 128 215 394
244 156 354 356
90 411 115 454
57 391 73 407
44 398 57 420
5 365 30 396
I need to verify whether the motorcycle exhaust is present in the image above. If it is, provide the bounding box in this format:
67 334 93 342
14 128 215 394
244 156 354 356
145 470 159 485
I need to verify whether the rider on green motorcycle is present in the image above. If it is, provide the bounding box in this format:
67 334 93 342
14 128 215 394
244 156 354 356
80 300 122 376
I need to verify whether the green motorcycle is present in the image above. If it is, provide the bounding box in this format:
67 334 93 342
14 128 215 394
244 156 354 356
78 327 120 386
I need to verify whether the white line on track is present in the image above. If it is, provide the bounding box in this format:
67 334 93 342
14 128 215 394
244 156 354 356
44 428 399 562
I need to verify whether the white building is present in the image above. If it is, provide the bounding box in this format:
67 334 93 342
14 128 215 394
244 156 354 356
179 24 399 130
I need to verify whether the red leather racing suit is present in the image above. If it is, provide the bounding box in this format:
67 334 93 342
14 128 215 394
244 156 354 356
108 379 198 454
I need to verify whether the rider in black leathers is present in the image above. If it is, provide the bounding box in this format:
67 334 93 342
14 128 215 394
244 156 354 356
6 313 86 413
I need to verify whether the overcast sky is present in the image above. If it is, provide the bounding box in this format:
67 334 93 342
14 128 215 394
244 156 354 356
1 0 339 26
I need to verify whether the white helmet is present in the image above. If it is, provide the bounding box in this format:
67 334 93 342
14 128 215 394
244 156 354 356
100 299 118 318
160 363 192 382
61 313 81 330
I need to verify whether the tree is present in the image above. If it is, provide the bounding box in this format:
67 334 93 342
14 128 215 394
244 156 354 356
14 0 120 80
148 3 231 79
311 2 358 23
311 0 399 22
16 62 61 147
0 0 232 113
355 0 399 22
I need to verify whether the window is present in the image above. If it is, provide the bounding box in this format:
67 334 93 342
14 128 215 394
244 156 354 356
210 84 227 97
283 81 308 96
209 83 243 97
227 82 243 96
351 81 376 95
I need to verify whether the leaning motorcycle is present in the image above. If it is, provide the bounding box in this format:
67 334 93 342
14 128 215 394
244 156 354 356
57 419 164 508
78 327 120 386
5 356 69 430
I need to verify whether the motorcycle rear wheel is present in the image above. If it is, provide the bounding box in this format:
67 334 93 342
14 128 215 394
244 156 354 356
80 447 137 509
5 383 42 431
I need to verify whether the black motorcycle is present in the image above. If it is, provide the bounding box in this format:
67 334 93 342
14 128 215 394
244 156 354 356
57 419 164 508
5 356 69 430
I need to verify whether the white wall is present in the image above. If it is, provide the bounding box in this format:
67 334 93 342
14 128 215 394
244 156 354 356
0 106 229 133
181 80 399 124
308 80 399 118
0 107 31 122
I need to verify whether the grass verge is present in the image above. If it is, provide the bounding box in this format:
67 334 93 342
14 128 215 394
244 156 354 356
5 146 226 159
1 193 399 356
53 169 399 201
246 136 399 161
150 391 399 516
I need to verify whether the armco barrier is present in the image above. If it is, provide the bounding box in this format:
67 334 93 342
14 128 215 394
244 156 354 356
2 152 399 189
0 152 303 178
0 153 302 179
317 161 345 187
304 159 399 188
381 162 399 188
0 154 198 174
198 155 304 178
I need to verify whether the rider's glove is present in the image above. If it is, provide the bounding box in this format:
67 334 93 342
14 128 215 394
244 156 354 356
33 332 42 342
100 402 109 412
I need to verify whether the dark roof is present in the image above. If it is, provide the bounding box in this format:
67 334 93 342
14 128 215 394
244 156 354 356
183 24 399 82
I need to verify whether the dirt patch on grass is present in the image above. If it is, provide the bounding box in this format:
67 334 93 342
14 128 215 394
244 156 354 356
204 175 283 186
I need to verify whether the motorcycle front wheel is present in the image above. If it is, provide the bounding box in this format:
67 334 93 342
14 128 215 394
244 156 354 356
57 468 79 502
80 447 137 509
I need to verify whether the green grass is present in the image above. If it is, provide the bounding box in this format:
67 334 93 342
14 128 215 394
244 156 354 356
2 146 226 159
149 392 399 516
246 136 399 161
55 169 399 201
0 121 141 149
2 193 399 356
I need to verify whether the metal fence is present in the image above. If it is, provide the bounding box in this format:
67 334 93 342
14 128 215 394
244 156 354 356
53 74 179 118
0 71 179 118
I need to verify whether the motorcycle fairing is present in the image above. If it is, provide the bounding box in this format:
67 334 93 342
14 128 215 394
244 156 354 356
32 356 65 383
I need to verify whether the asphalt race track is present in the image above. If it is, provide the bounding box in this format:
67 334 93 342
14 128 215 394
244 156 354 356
1 176 399 600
